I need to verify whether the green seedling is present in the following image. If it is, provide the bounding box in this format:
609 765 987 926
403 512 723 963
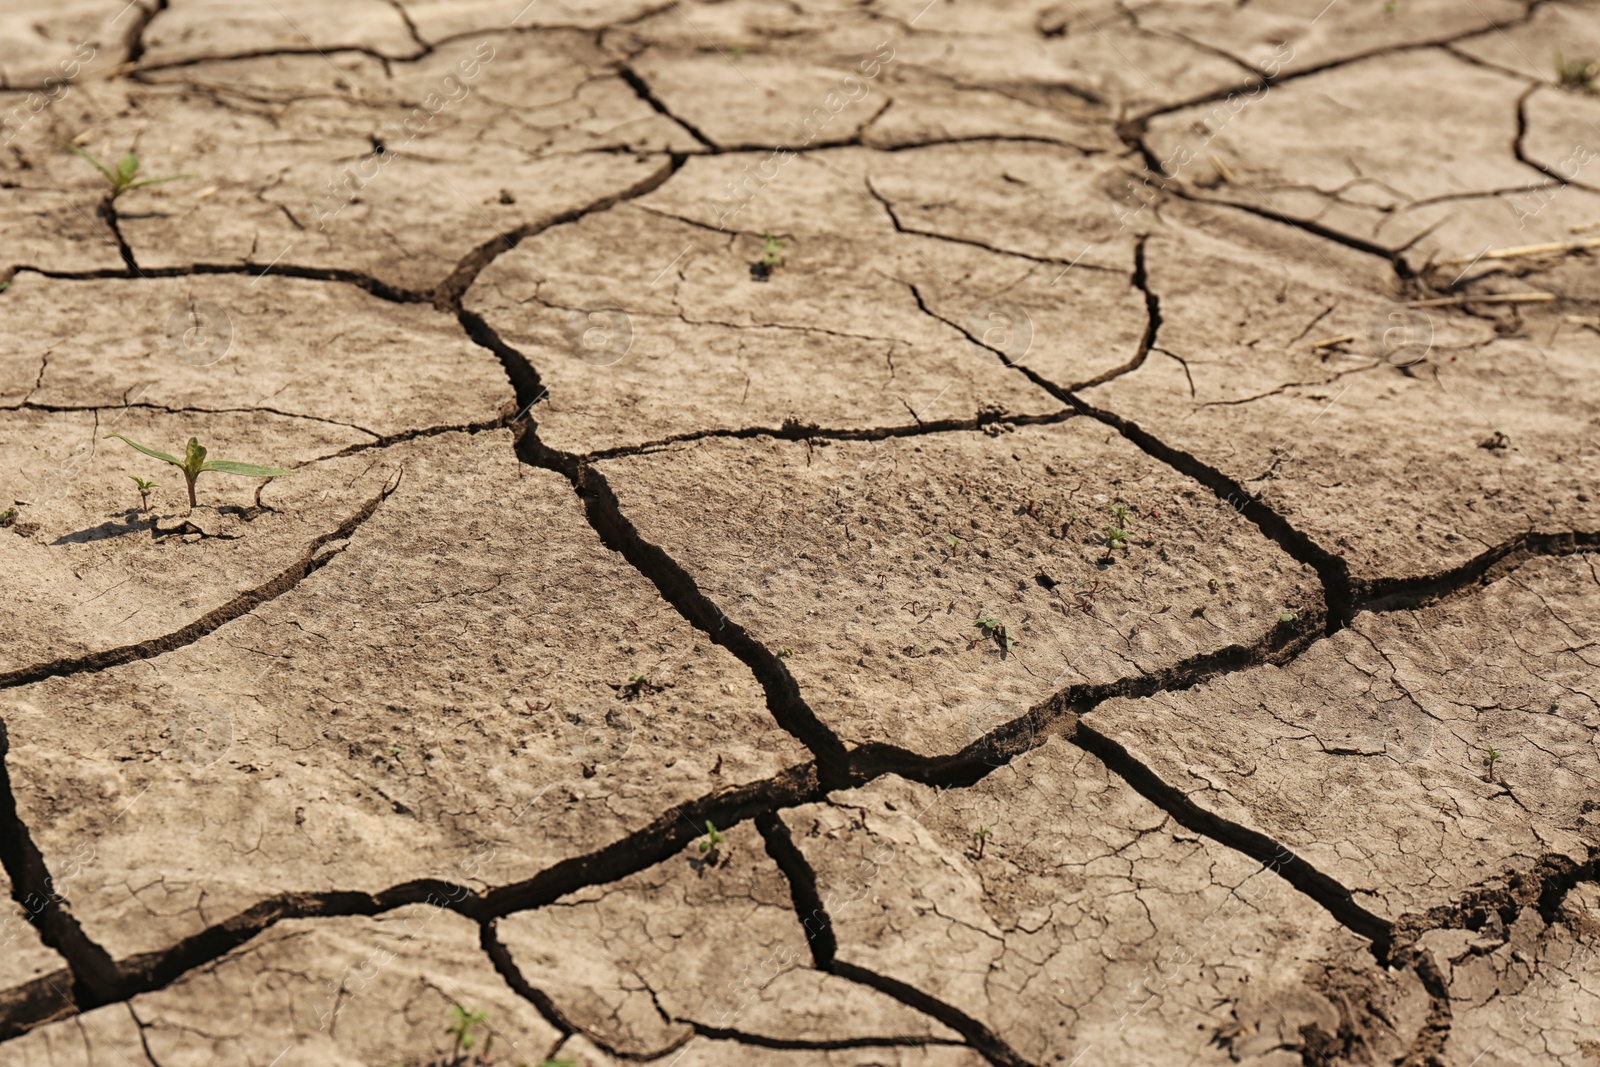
761 233 785 267
66 144 196 201
1550 701 1561 713
1111 504 1130 527
1555 52 1599 93
1279 610 1301 624
1482 745 1502 782
974 615 1014 652
1104 525 1128 549
776 646 795 658
698 820 726 856
104 435 289 509
0 507 15 528
972 825 991 860
946 534 961 550
445 1004 493 1061
129 475 158 511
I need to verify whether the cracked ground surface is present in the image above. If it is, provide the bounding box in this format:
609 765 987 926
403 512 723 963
1 1 1598 1065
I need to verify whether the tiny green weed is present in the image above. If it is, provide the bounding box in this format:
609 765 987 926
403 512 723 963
974 615 1014 652
66 144 196 201
1482 745 1502 782
129 475 158 511
972 825 991 860
776 646 794 658
761 233 785 267
751 233 786 281
698 820 726 860
104 434 289 509
1279 610 1300 625
445 1004 492 1062
1555 52 1599 93
0 507 15 528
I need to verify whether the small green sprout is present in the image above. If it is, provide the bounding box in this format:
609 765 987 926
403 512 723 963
0 507 15 528
66 144 196 201
974 615 1014 652
776 646 795 658
1555 52 1599 93
445 1004 492 1061
1384 0 1396 14
1111 504 1130 527
751 233 786 281
104 435 289 509
698 820 726 856
129 475 158 511
1279 610 1300 624
946 534 961 550
1104 525 1128 549
972 825 991 860
1550 701 1561 713
761 233 785 267
1483 745 1502 782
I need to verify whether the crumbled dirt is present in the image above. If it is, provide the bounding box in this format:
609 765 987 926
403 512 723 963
2 1 1598 1065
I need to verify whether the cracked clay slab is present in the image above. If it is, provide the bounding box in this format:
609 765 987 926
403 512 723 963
781 737 1430 1066
463 196 1066 455
597 422 1317 757
0 432 807 962
1078 201 1600 588
1089 553 1600 926
1142 47 1568 266
496 822 963 1057
0 906 562 1067
0 406 373 678
14 43 691 291
1427 881 1600 1067
3 272 511 436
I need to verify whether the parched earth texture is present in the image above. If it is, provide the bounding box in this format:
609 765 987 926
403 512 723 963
1 1 1599 1065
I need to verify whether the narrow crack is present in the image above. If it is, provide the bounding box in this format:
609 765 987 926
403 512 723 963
123 0 169 69
616 64 718 150
0 724 119 1007
0 474 401 690
1072 723 1391 944
1062 233 1162 391
1357 528 1600 614
518 430 854 784
433 154 680 309
908 279 1357 632
757 812 1035 1067
23 262 431 306
580 408 1077 462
